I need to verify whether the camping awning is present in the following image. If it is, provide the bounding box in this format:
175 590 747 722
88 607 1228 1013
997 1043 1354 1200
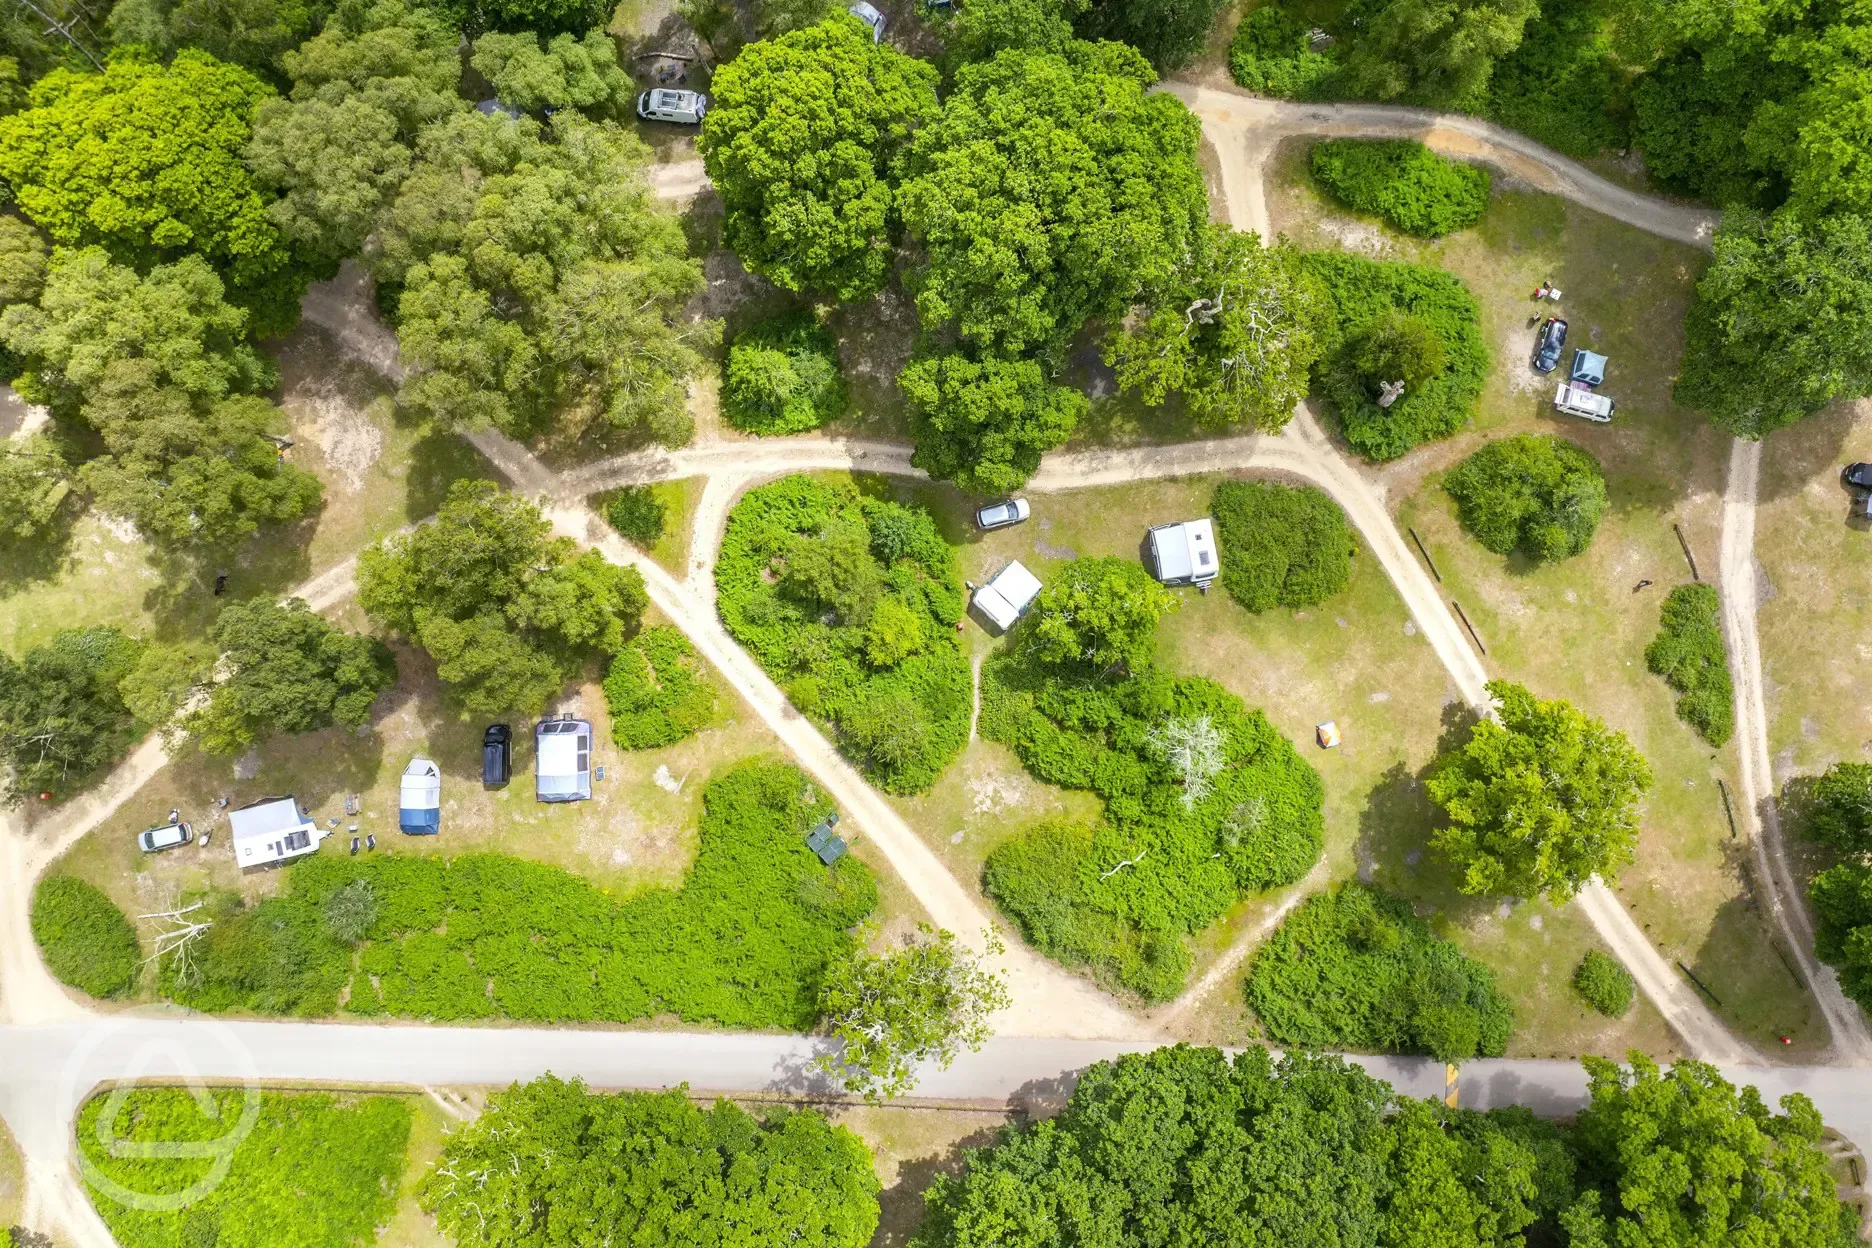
1570 350 1608 386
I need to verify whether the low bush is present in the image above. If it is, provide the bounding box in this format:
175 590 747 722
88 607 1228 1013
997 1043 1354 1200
981 643 1323 1001
605 485 667 547
1803 761 1872 853
1227 7 1339 99
1310 139 1492 237
1244 884 1514 1061
1812 861 1872 1010
1211 480 1352 611
1304 251 1488 460
77 1088 410 1248
715 475 970 793
169 763 877 1028
1573 949 1635 1017
1444 434 1607 561
721 311 847 435
31 875 140 998
603 626 717 749
1644 584 1733 746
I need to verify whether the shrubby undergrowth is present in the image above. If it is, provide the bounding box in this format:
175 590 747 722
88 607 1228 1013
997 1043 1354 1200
1309 139 1492 237
1644 583 1733 746
1210 479 1353 612
721 310 848 435
716 475 970 793
1573 949 1635 1017
1245 883 1514 1061
603 625 717 749
31 875 140 998
165 763 876 1027
1444 434 1607 562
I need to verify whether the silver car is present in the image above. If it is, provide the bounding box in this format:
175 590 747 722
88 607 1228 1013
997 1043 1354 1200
975 498 1031 530
137 822 193 853
848 1 885 40
636 89 706 125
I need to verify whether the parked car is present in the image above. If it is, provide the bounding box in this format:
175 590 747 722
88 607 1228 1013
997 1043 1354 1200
1844 462 1872 491
975 498 1031 530
535 718 593 803
483 723 511 787
1533 317 1568 373
636 89 706 125
137 821 193 853
848 1 885 39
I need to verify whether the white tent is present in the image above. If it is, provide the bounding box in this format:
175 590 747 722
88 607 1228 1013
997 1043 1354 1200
973 561 1043 633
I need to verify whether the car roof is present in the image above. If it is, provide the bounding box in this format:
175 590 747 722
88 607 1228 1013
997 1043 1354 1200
650 89 698 107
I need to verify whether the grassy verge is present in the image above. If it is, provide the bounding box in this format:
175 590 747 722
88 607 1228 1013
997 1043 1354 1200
593 477 703 579
0 1114 21 1232
830 1103 1010 1248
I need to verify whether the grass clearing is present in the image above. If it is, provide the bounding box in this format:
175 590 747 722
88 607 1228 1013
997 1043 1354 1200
829 1104 1010 1248
376 1093 454 1248
0 1114 21 1232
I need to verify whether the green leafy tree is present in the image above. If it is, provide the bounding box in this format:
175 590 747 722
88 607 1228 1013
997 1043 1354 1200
1443 434 1607 562
0 248 322 547
0 50 312 333
470 29 632 119
375 112 711 444
699 15 939 300
358 479 646 715
1027 556 1177 675
0 627 144 803
1426 680 1653 901
184 597 396 755
31 874 140 997
246 0 466 265
900 39 1206 361
1812 860 1872 1008
944 0 1080 64
1337 0 1541 107
1106 225 1323 431
421 1077 881 1248
900 350 1085 494
118 639 215 727
1351 310 1448 388
438 0 606 37
1644 583 1733 746
0 214 49 305
818 925 1010 1100
721 310 847 434
1677 206 1872 438
1073 0 1228 73
1567 1054 1859 1248
106 0 322 74
1804 760 1872 853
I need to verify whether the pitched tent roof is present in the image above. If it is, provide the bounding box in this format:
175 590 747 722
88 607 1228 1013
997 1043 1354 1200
1570 350 1608 386
398 757 441 835
973 561 1043 632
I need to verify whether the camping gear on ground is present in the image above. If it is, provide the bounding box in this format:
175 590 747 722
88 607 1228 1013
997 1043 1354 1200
398 757 442 834
1316 722 1341 749
350 837 359 855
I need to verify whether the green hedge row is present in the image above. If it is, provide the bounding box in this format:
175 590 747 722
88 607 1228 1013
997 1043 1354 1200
1444 434 1607 562
78 1088 410 1248
980 656 1323 1002
1644 583 1733 746
166 763 877 1027
1304 251 1489 461
603 625 717 749
715 475 970 793
1309 139 1492 237
1211 479 1353 612
31 874 140 998
1245 883 1514 1062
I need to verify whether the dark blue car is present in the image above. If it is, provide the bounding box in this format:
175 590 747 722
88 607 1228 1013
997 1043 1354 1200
1533 317 1568 373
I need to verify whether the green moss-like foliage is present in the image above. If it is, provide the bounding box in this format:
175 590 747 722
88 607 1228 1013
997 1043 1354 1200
1211 479 1353 612
1304 251 1488 461
605 485 667 547
1310 139 1492 237
716 475 970 793
721 311 848 435
77 1088 410 1248
31 875 140 998
1644 583 1733 746
1245 884 1514 1062
1444 434 1607 562
1804 761 1872 853
1573 949 1635 1017
981 656 1323 1002
168 763 877 1027
603 625 717 749
1227 7 1339 99
1482 4 1629 159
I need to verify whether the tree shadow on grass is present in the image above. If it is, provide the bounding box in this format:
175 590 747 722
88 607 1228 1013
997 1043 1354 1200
406 431 504 523
872 1121 1005 1248
1684 838 1824 1053
1754 400 1858 506
0 506 79 595
141 513 319 642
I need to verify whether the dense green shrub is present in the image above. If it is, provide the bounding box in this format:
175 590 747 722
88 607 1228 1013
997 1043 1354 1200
1211 480 1353 612
715 476 970 793
603 626 717 749
1227 7 1339 99
1303 251 1489 460
605 486 667 547
721 311 848 435
1803 761 1872 853
1812 861 1872 1011
1482 4 1628 158
1644 584 1733 747
1443 434 1607 561
981 641 1323 1001
1310 139 1492 237
1244 884 1514 1061
169 763 877 1028
1573 949 1635 1017
31 875 139 998
77 1089 410 1248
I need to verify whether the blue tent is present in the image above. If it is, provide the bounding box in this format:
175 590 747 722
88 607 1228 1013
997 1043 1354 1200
1570 349 1608 387
399 757 441 835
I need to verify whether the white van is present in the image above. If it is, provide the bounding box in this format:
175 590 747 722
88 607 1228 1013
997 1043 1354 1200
1554 383 1613 423
636 89 706 125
